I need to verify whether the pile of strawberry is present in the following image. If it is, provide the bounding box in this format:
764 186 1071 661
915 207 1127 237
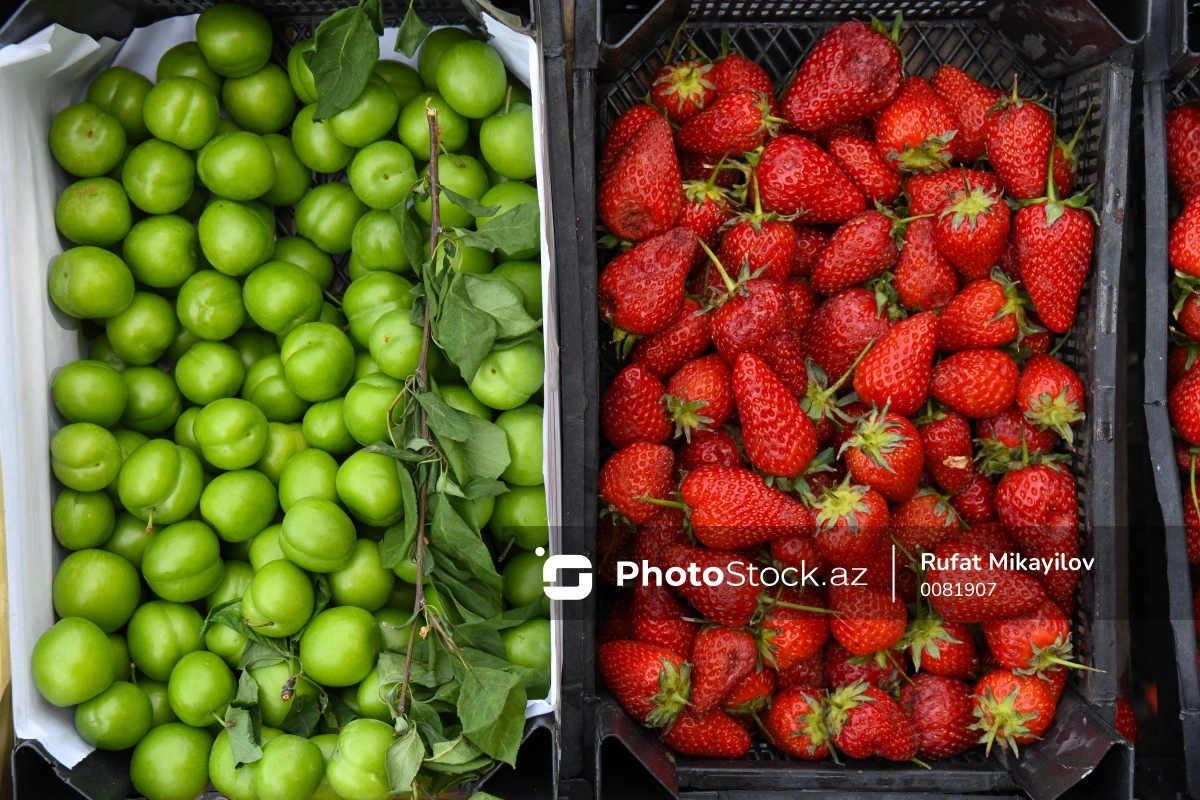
591 18 1138 763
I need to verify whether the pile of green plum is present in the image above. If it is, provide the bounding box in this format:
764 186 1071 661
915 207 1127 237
34 4 549 799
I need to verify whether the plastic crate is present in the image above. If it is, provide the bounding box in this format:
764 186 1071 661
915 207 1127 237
0 0 575 798
570 1 1136 797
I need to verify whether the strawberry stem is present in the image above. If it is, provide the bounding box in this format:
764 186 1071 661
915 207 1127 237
697 238 738 294
639 496 687 510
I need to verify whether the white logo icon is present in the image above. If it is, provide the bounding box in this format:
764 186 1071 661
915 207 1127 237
542 551 593 600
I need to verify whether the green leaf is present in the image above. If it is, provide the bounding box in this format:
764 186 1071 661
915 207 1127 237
428 495 503 590
457 666 527 766
438 184 501 218
452 621 507 658
313 574 333 617
424 735 493 775
204 600 278 647
231 670 259 708
377 652 407 688
462 477 509 500
491 599 549 631
225 705 263 766
433 565 503 624
363 0 384 34
326 690 359 729
379 506 417 570
456 204 541 258
459 415 512 480
434 275 497 382
307 6 380 121
418 391 471 442
464 275 540 338
386 719 426 793
279 691 323 738
238 641 288 671
392 203 427 278
395 0 433 57
409 698 446 744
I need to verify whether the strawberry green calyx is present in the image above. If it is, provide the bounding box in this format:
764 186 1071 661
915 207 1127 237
942 185 1001 232
840 406 910 470
1022 386 1085 445
902 613 960 672
990 267 1041 342
664 393 713 440
1053 100 1092 177
652 61 715 115
684 154 733 207
796 691 835 754
647 658 692 729
878 202 933 246
610 327 641 359
1013 634 1088 677
972 686 1038 757
890 130 957 174
812 475 873 532
825 680 875 736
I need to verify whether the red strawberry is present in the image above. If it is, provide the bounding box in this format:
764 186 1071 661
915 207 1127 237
956 519 1016 556
1050 111 1088 198
772 532 827 578
1187 489 1200 564
601 365 672 448
826 641 905 691
679 180 735 247
781 20 902 132
662 708 752 757
900 674 977 759
632 582 698 657
917 409 975 494
681 465 814 549
599 227 697 335
1014 189 1095 333
719 217 797 284
810 209 901 296
975 407 1057 475
630 298 711 377
811 477 890 568
600 105 661 176
828 135 903 204
778 651 829 690
904 614 979 679
841 409 925 503
983 598 1079 674
733 352 818 478
826 680 919 761
758 586 831 670
599 442 674 524
853 311 937 416
994 464 1080 608
936 277 1027 352
874 76 959 172
1015 354 1085 444
598 116 685 241
649 60 716 123
709 52 774 99
801 287 891 383
784 277 819 334
925 541 1047 622
858 543 920 604
983 82 1054 201
665 354 734 440
930 65 1003 163
791 225 830 277
678 427 743 471
971 668 1057 755
1177 290 1200 340
894 217 959 312
950 470 998 524
907 168 1005 217
756 134 866 223
811 118 873 147
709 278 790 361
890 489 960 554
688 626 758 715
1115 696 1138 743
1169 101 1200 202
829 584 907 657
660 545 762 627
762 686 832 760
722 665 776 717
678 150 740 189
1170 362 1200 446
597 639 690 726
632 507 689 569
678 90 778 157
758 329 811 400
930 348 1019 419
1170 194 1200 278
933 184 1012 280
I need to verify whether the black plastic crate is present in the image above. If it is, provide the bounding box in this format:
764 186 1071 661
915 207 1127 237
570 1 1136 797
0 0 575 797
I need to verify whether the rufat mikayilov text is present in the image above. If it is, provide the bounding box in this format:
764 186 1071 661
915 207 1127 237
919 551 1096 575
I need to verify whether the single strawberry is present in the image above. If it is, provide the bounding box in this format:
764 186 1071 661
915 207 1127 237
934 184 1012 280
936 276 1029 352
778 651 829 690
758 327 811 399
906 168 1004 216
758 586 831 670
784 277 819 334
828 135 903 205
917 409 975 494
971 668 1057 755
925 541 1046 622
1170 193 1200 278
599 227 697 335
681 464 815 548
801 287 891 383
1168 101 1200 202
957 519 1019 557
903 614 979 679
983 598 1080 674
810 209 901 296
890 489 961 554
709 278 790 361
1176 289 1200 340
678 150 740 189
688 626 758 715
733 352 819 478
841 409 925 503
930 348 1019 418
930 65 1003 163
983 80 1054 201
1014 183 1095 334
900 674 977 759
597 639 691 726
762 686 833 760
630 298 711 378
599 594 635 643
781 19 903 132
662 708 752 757
1115 696 1138 743
791 225 830 277
600 104 661 176
894 217 959 312
665 354 734 440
974 406 1058 475
601 365 673 448
679 179 736 248
853 311 937 416
1170 362 1200 446
1015 354 1085 444
632 582 699 657
994 464 1080 608
722 665 777 717
598 116 685 241
812 476 890 567
649 60 716 123
709 52 774 98
599 442 674 524
632 506 690 569
660 545 762 627
756 134 866 223
719 187 798 284
949 470 999 524
677 90 780 158
678 427 744 471
826 641 905 691
826 680 920 761
1050 108 1089 197
875 75 959 172
829 584 908 658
